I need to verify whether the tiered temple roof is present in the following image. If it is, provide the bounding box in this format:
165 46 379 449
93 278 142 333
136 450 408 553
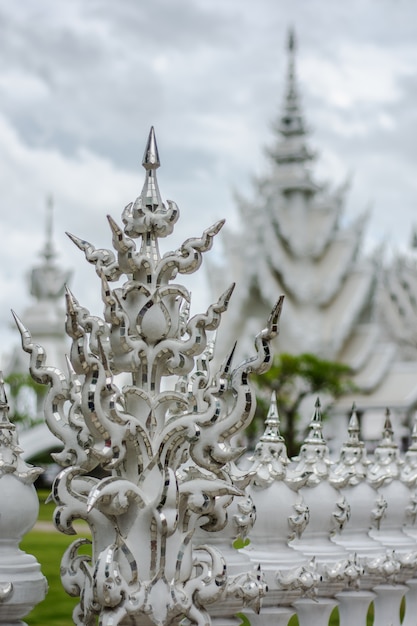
209 30 417 445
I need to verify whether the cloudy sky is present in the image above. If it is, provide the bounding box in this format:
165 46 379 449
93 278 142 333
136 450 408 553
0 0 416 362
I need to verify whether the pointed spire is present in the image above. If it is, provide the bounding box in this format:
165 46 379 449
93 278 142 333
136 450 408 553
42 194 56 262
221 341 237 377
139 127 164 212
278 27 306 139
288 27 296 53
249 391 288 485
304 397 326 444
379 408 396 447
368 408 400 487
142 126 160 170
30 196 71 301
330 403 368 486
11 310 32 348
347 403 361 446
269 30 315 176
260 392 284 443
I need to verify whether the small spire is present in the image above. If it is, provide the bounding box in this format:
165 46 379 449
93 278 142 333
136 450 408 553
42 194 56 262
30 195 71 301
347 403 361 446
383 408 393 437
260 392 284 443
269 29 315 173
304 397 326 444
250 391 288 485
142 126 160 170
379 408 396 447
287 27 296 53
330 402 367 486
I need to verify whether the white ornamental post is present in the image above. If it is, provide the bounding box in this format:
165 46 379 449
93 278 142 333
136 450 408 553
243 393 319 626
286 399 360 626
330 406 380 626
367 411 413 626
401 417 417 626
15 127 282 626
0 374 47 625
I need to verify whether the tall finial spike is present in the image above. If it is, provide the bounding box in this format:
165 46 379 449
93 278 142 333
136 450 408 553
276 26 308 140
142 126 160 170
288 27 296 53
138 127 164 212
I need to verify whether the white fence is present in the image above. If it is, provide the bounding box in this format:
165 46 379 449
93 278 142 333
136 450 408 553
2 128 417 626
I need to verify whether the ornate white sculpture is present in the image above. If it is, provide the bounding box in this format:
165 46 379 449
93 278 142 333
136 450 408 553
330 406 382 625
285 400 359 626
242 393 318 626
367 412 417 626
8 111 417 626
0 373 47 625
401 418 417 626
14 127 282 626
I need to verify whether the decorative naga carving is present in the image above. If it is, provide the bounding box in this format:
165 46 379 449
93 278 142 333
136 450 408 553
15 128 282 626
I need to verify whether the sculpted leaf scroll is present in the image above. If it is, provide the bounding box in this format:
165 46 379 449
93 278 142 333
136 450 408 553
15 128 283 625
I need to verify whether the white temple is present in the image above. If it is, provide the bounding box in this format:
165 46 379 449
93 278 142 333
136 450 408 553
6 197 70 376
209 31 417 446
5 197 71 461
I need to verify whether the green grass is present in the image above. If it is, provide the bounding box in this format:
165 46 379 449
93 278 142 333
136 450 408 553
20 489 91 625
21 531 84 625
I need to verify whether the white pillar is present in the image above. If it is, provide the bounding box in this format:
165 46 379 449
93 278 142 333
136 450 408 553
372 584 408 626
0 377 47 625
293 597 337 626
336 590 375 626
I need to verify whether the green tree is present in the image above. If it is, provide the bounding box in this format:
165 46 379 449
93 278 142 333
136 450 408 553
5 372 45 429
252 353 355 457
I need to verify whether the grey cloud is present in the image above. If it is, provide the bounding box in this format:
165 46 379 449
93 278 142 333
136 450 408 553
0 0 417 354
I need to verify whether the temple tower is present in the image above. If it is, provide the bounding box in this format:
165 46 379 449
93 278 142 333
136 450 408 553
5 197 71 463
6 196 71 376
210 30 381 365
209 30 417 445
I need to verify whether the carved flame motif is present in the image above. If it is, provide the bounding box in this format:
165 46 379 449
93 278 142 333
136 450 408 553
14 128 283 626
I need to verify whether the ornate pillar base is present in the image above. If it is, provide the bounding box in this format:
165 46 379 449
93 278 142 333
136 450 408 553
0 549 47 626
0 476 47 625
372 583 408 626
250 606 295 626
293 597 337 626
401 578 417 626
336 589 375 626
